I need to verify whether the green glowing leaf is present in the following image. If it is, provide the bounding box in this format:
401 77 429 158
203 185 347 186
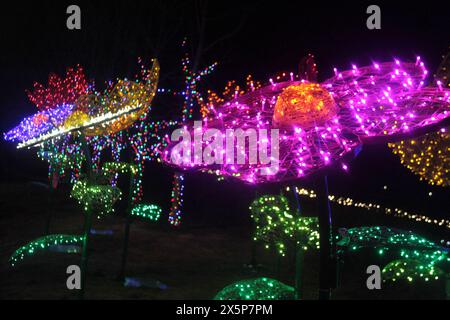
214 277 295 300
131 204 162 221
10 234 83 266
71 180 122 216
382 259 444 283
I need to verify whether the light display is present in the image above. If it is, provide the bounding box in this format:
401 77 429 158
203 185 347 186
130 204 162 221
71 180 122 216
337 226 449 284
127 119 180 205
337 226 442 252
15 103 144 149
165 40 218 225
101 162 139 178
382 259 444 283
287 186 450 230
4 58 166 300
250 195 319 256
26 65 90 111
389 131 450 186
180 38 218 122
214 277 295 300
168 172 185 226
38 144 85 186
163 58 450 184
9 234 83 266
200 75 262 119
5 59 160 149
4 104 75 143
83 59 160 136
389 51 450 186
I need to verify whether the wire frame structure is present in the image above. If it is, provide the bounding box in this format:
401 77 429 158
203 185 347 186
162 58 450 185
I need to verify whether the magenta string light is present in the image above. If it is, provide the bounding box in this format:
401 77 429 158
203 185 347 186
162 58 450 184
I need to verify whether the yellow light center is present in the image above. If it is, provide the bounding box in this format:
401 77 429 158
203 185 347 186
273 83 337 128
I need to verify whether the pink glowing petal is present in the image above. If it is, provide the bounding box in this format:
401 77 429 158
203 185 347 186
324 61 427 109
350 87 450 139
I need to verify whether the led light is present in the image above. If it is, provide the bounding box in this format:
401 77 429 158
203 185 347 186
9 234 83 266
214 277 295 300
250 194 319 256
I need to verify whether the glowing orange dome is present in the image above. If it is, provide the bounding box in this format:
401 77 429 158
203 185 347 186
273 83 337 128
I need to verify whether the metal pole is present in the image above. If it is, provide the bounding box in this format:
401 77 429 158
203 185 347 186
291 186 304 300
44 172 56 234
79 206 92 300
117 173 135 281
446 274 450 300
117 215 131 281
317 175 334 300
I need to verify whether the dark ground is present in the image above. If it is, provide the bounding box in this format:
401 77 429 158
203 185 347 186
0 182 447 300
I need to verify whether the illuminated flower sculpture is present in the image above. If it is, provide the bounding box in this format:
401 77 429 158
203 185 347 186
4 59 161 299
162 56 450 299
163 58 450 184
5 59 160 149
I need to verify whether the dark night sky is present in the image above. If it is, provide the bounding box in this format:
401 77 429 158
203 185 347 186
0 0 449 222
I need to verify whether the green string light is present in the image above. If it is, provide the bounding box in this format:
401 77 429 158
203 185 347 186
101 162 139 178
337 226 450 284
71 180 122 216
131 204 162 221
338 226 441 252
10 234 83 266
214 277 295 300
382 259 445 283
250 195 319 256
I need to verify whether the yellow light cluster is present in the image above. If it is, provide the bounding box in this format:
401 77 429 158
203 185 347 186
389 129 449 187
63 110 90 130
273 83 337 128
285 186 450 230
84 59 160 136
